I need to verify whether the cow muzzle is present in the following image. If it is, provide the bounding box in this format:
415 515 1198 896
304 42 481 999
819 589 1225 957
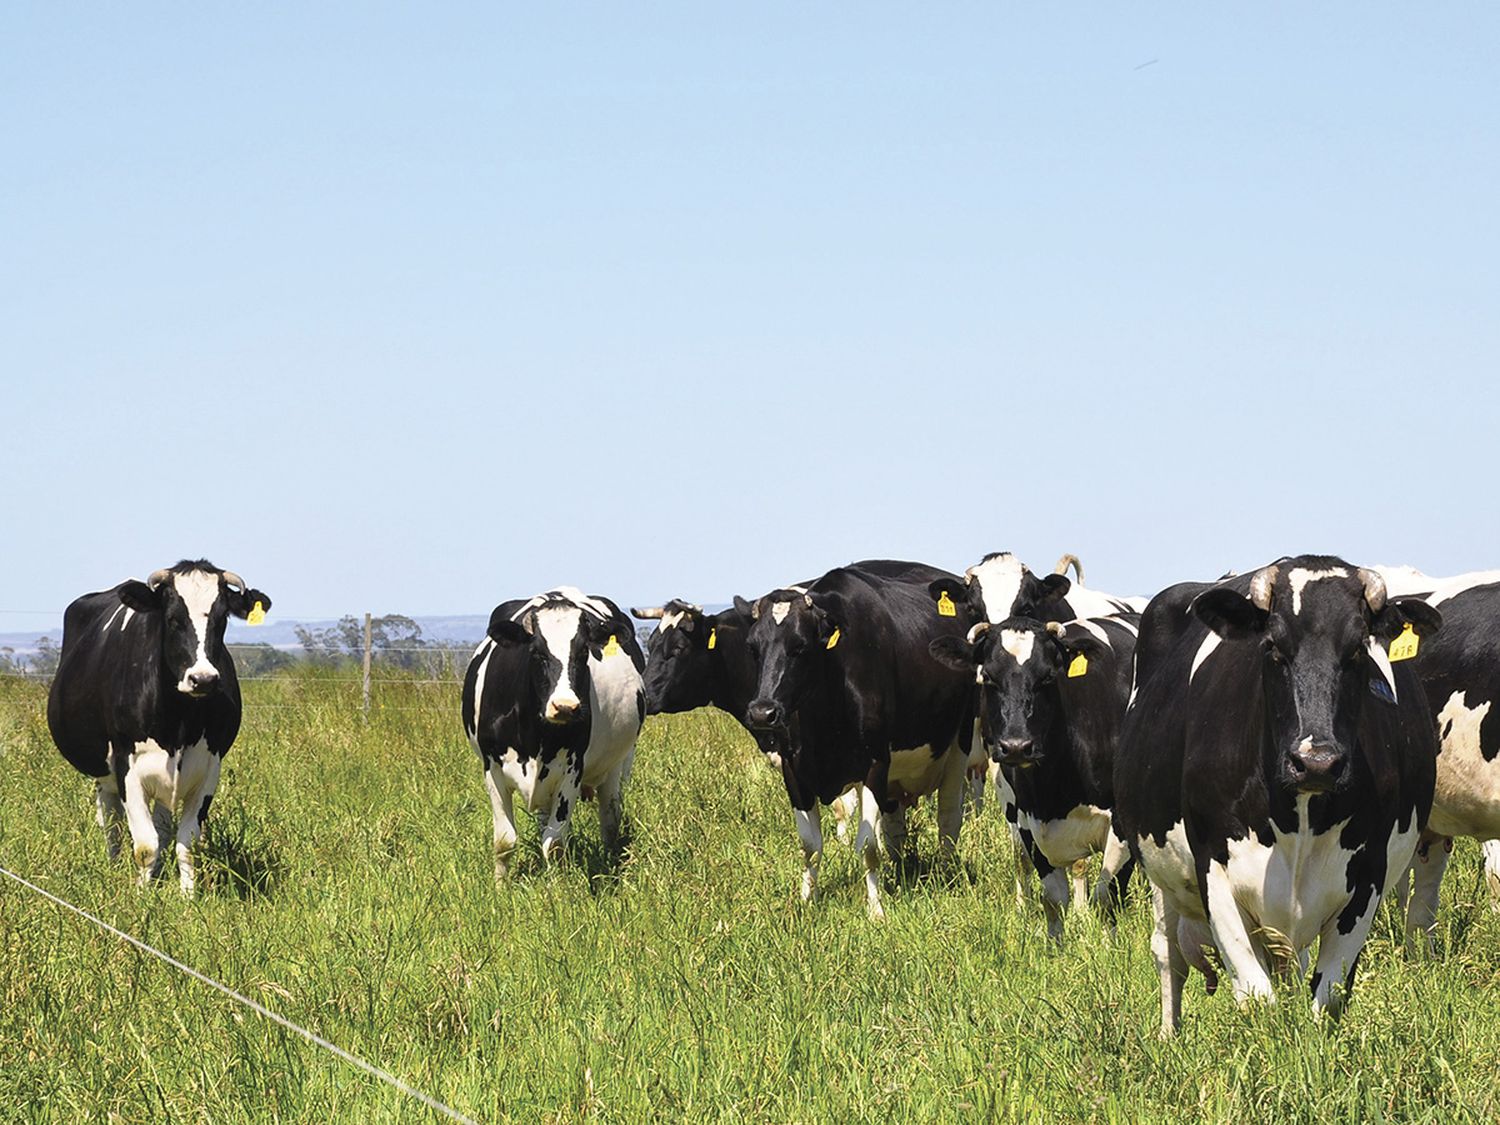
543 695 584 725
1286 739 1346 793
179 668 220 697
745 699 785 731
991 738 1038 768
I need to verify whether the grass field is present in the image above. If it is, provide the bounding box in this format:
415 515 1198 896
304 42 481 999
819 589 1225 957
2 668 1498 1123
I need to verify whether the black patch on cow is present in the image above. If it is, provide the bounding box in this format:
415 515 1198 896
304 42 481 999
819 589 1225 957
556 796 570 823
636 689 646 724
197 792 213 827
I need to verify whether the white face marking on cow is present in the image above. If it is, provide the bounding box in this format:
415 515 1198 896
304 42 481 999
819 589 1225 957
174 571 223 694
536 605 584 719
1287 567 1350 615
970 554 1025 624
1189 633 1222 683
1365 637 1398 703
771 601 791 625
998 628 1035 666
660 610 686 632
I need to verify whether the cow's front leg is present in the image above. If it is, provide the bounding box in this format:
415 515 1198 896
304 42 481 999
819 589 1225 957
120 757 161 887
1091 828 1134 925
596 756 629 857
483 764 518 883
1204 860 1275 1007
1030 845 1069 943
934 749 967 860
539 758 582 866
1404 831 1452 954
1151 886 1189 1037
856 784 886 921
95 780 125 861
830 787 859 842
1312 886 1381 1019
174 755 221 896
879 805 909 867
793 806 822 903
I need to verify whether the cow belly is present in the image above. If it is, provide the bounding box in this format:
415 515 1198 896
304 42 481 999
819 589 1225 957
1015 803 1110 869
887 745 947 798
581 653 644 789
1136 819 1202 921
126 739 215 812
1222 807 1362 952
1430 690 1500 839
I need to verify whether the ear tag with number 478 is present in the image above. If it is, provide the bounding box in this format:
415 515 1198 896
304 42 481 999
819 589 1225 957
247 600 266 626
936 591 957 617
1388 623 1420 662
602 635 621 658
1067 653 1088 678
707 627 717 650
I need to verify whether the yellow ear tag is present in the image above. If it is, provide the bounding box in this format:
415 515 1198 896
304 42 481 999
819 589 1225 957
602 635 621 658
247 600 266 626
1067 653 1088 678
826 627 841 650
937 591 957 618
1388 623 1419 662
707 627 717 650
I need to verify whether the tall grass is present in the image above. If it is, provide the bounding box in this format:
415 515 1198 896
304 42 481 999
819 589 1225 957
1 670 1497 1123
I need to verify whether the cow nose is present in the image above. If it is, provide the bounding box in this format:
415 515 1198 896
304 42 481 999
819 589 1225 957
746 700 782 729
545 697 581 723
1289 741 1345 791
188 670 218 693
995 738 1034 763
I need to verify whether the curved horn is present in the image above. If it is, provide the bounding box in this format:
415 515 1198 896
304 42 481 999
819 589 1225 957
1052 554 1084 584
220 570 246 591
1358 567 1387 612
966 622 991 644
1249 565 1279 612
147 568 171 590
631 606 665 620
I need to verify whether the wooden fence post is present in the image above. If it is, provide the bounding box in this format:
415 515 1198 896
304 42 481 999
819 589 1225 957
362 612 372 718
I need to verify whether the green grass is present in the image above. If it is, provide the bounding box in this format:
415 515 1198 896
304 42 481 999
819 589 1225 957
2 670 1498 1123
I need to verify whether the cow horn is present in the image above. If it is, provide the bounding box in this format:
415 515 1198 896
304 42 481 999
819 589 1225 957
220 570 246 591
147 568 171 590
804 594 813 606
1249 565 1279 612
1053 554 1084 584
1046 621 1067 638
631 606 665 620
966 622 991 644
1358 568 1387 612
963 565 978 585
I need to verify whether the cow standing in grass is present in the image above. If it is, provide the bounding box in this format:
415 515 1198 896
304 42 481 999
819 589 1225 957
1114 557 1441 1034
46 560 272 895
462 587 645 881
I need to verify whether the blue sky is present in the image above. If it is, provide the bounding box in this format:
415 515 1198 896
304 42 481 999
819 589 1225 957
4 5 1497 632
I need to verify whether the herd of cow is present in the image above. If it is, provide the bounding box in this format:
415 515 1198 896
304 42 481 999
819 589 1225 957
38 552 1500 1034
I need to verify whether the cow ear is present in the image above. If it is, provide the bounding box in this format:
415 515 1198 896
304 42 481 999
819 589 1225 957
1372 597 1442 642
928 578 964 606
1052 630 1107 660
586 614 617 644
486 604 531 644
226 588 272 619
1193 588 1269 640
733 595 758 620
118 580 160 613
1035 573 1071 605
928 635 976 672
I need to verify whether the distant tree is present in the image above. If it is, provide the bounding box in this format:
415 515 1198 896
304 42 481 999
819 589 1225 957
295 615 429 671
229 643 298 678
0 647 20 676
29 636 60 678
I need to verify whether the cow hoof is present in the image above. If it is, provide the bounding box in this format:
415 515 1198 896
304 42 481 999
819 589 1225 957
866 901 886 922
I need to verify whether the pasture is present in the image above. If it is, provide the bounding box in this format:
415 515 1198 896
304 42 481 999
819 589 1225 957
1 669 1497 1123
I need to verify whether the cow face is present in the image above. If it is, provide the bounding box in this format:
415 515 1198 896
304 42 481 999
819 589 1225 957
117 560 271 698
632 600 711 715
492 599 615 727
930 618 1104 767
929 552 1071 626
1193 559 1442 795
738 591 840 734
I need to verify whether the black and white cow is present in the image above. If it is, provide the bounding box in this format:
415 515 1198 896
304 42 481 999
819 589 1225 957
631 598 763 730
461 586 645 881
1369 566 1500 938
929 551 1145 630
930 612 1138 940
46 560 272 894
1114 557 1441 1034
734 560 980 919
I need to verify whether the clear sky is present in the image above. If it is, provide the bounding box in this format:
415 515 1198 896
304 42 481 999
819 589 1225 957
4 5 1497 632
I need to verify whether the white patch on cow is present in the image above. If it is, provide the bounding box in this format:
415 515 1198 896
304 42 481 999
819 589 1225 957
771 601 791 625
1136 819 1201 920
1287 567 1349 615
174 570 223 693
467 639 495 740
1365 637 1398 703
1373 565 1500 607
510 585 613 624
970 554 1025 624
122 737 219 892
102 604 124 632
121 607 135 631
1012 802 1111 870
1429 691 1500 840
536 605 585 719
887 744 949 798
1066 586 1145 620
661 609 686 631
1067 618 1115 650
1189 633 1222 683
998 629 1035 666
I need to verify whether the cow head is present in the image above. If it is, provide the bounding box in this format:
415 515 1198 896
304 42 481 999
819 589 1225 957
929 552 1072 626
737 589 842 734
1192 557 1442 795
490 593 616 726
929 618 1106 767
117 560 271 698
632 599 713 715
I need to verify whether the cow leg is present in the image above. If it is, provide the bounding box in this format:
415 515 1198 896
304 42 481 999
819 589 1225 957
880 806 909 868
1404 831 1452 953
1204 860 1275 1007
1484 839 1500 914
830 787 859 842
935 750 967 861
965 763 985 819
1311 891 1381 1019
596 759 627 856
1151 885 1188 1037
1033 851 1069 943
793 806 822 903
1091 830 1134 926
539 762 582 866
855 785 886 921
120 763 162 887
174 755 220 897
95 780 125 861
1070 859 1090 911
483 765 518 883
1012 828 1036 908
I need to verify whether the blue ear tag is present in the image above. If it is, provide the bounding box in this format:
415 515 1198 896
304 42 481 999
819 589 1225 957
1368 676 1396 704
